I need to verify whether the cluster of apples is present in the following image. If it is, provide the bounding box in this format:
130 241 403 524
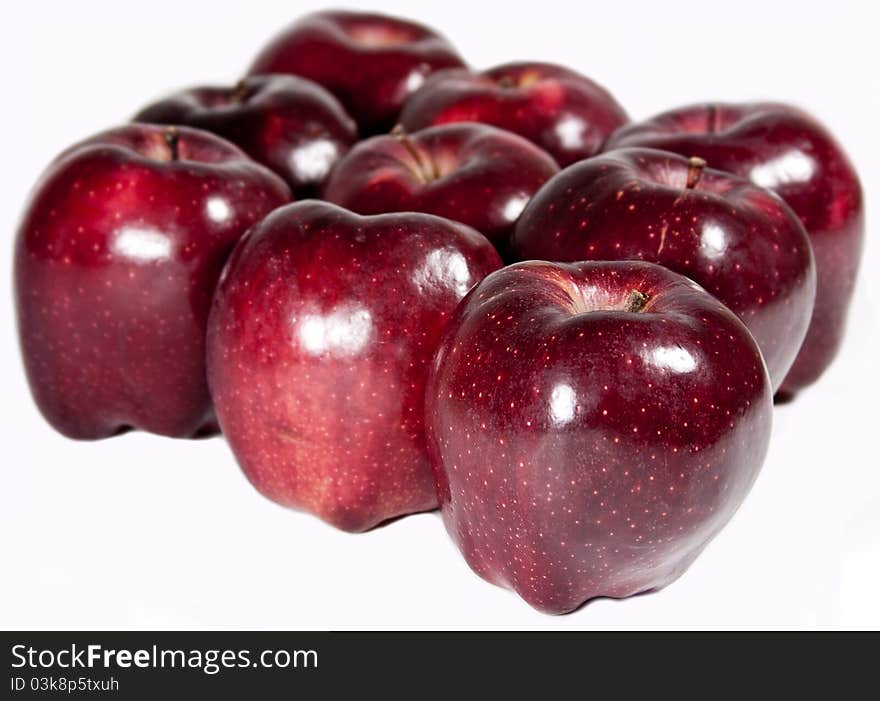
14 10 864 614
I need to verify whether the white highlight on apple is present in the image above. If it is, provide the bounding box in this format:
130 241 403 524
111 226 172 263
749 149 815 188
290 139 340 181
700 223 727 260
555 115 587 149
647 345 698 374
413 248 471 297
205 196 232 223
502 194 530 223
297 306 374 357
549 383 577 425
404 70 426 93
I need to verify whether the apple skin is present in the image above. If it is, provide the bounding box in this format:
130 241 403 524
399 62 629 166
14 124 291 440
246 10 466 135
426 260 772 614
133 74 357 197
322 123 559 249
511 147 816 392
605 102 864 398
206 200 502 532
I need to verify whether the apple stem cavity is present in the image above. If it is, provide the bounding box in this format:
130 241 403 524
164 127 180 162
624 289 650 313
686 156 706 189
391 124 438 183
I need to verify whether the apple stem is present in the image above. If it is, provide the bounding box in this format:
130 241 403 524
164 127 180 162
686 156 706 189
391 124 437 182
625 290 650 313
497 76 516 89
707 104 719 133
232 79 249 103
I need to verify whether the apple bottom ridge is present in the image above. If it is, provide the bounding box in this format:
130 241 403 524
217 396 442 533
444 514 716 614
241 460 441 534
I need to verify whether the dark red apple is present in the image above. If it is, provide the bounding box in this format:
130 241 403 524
322 123 559 249
14 124 291 439
511 148 816 392
206 200 502 532
133 74 357 197
247 10 466 134
605 102 864 398
399 62 629 166
426 260 772 614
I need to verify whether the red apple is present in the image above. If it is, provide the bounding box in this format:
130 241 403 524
426 260 772 614
322 123 559 249
206 200 502 532
605 102 864 398
247 10 466 134
511 148 816 392
14 124 291 439
133 74 357 197
399 62 629 166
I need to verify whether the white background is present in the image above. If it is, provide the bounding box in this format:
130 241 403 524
2 0 878 630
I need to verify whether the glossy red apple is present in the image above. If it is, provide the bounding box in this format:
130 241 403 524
605 102 864 398
399 62 629 166
207 200 502 532
322 123 559 249
426 260 772 614
133 74 357 197
511 148 816 392
14 124 291 439
247 10 466 134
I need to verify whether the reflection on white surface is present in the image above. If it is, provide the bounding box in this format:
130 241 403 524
413 248 471 297
297 306 373 357
749 150 815 188
646 345 698 374
700 223 727 260
205 196 232 223
111 226 172 263
549 383 577 426
502 194 530 223
290 139 340 182
555 115 586 149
